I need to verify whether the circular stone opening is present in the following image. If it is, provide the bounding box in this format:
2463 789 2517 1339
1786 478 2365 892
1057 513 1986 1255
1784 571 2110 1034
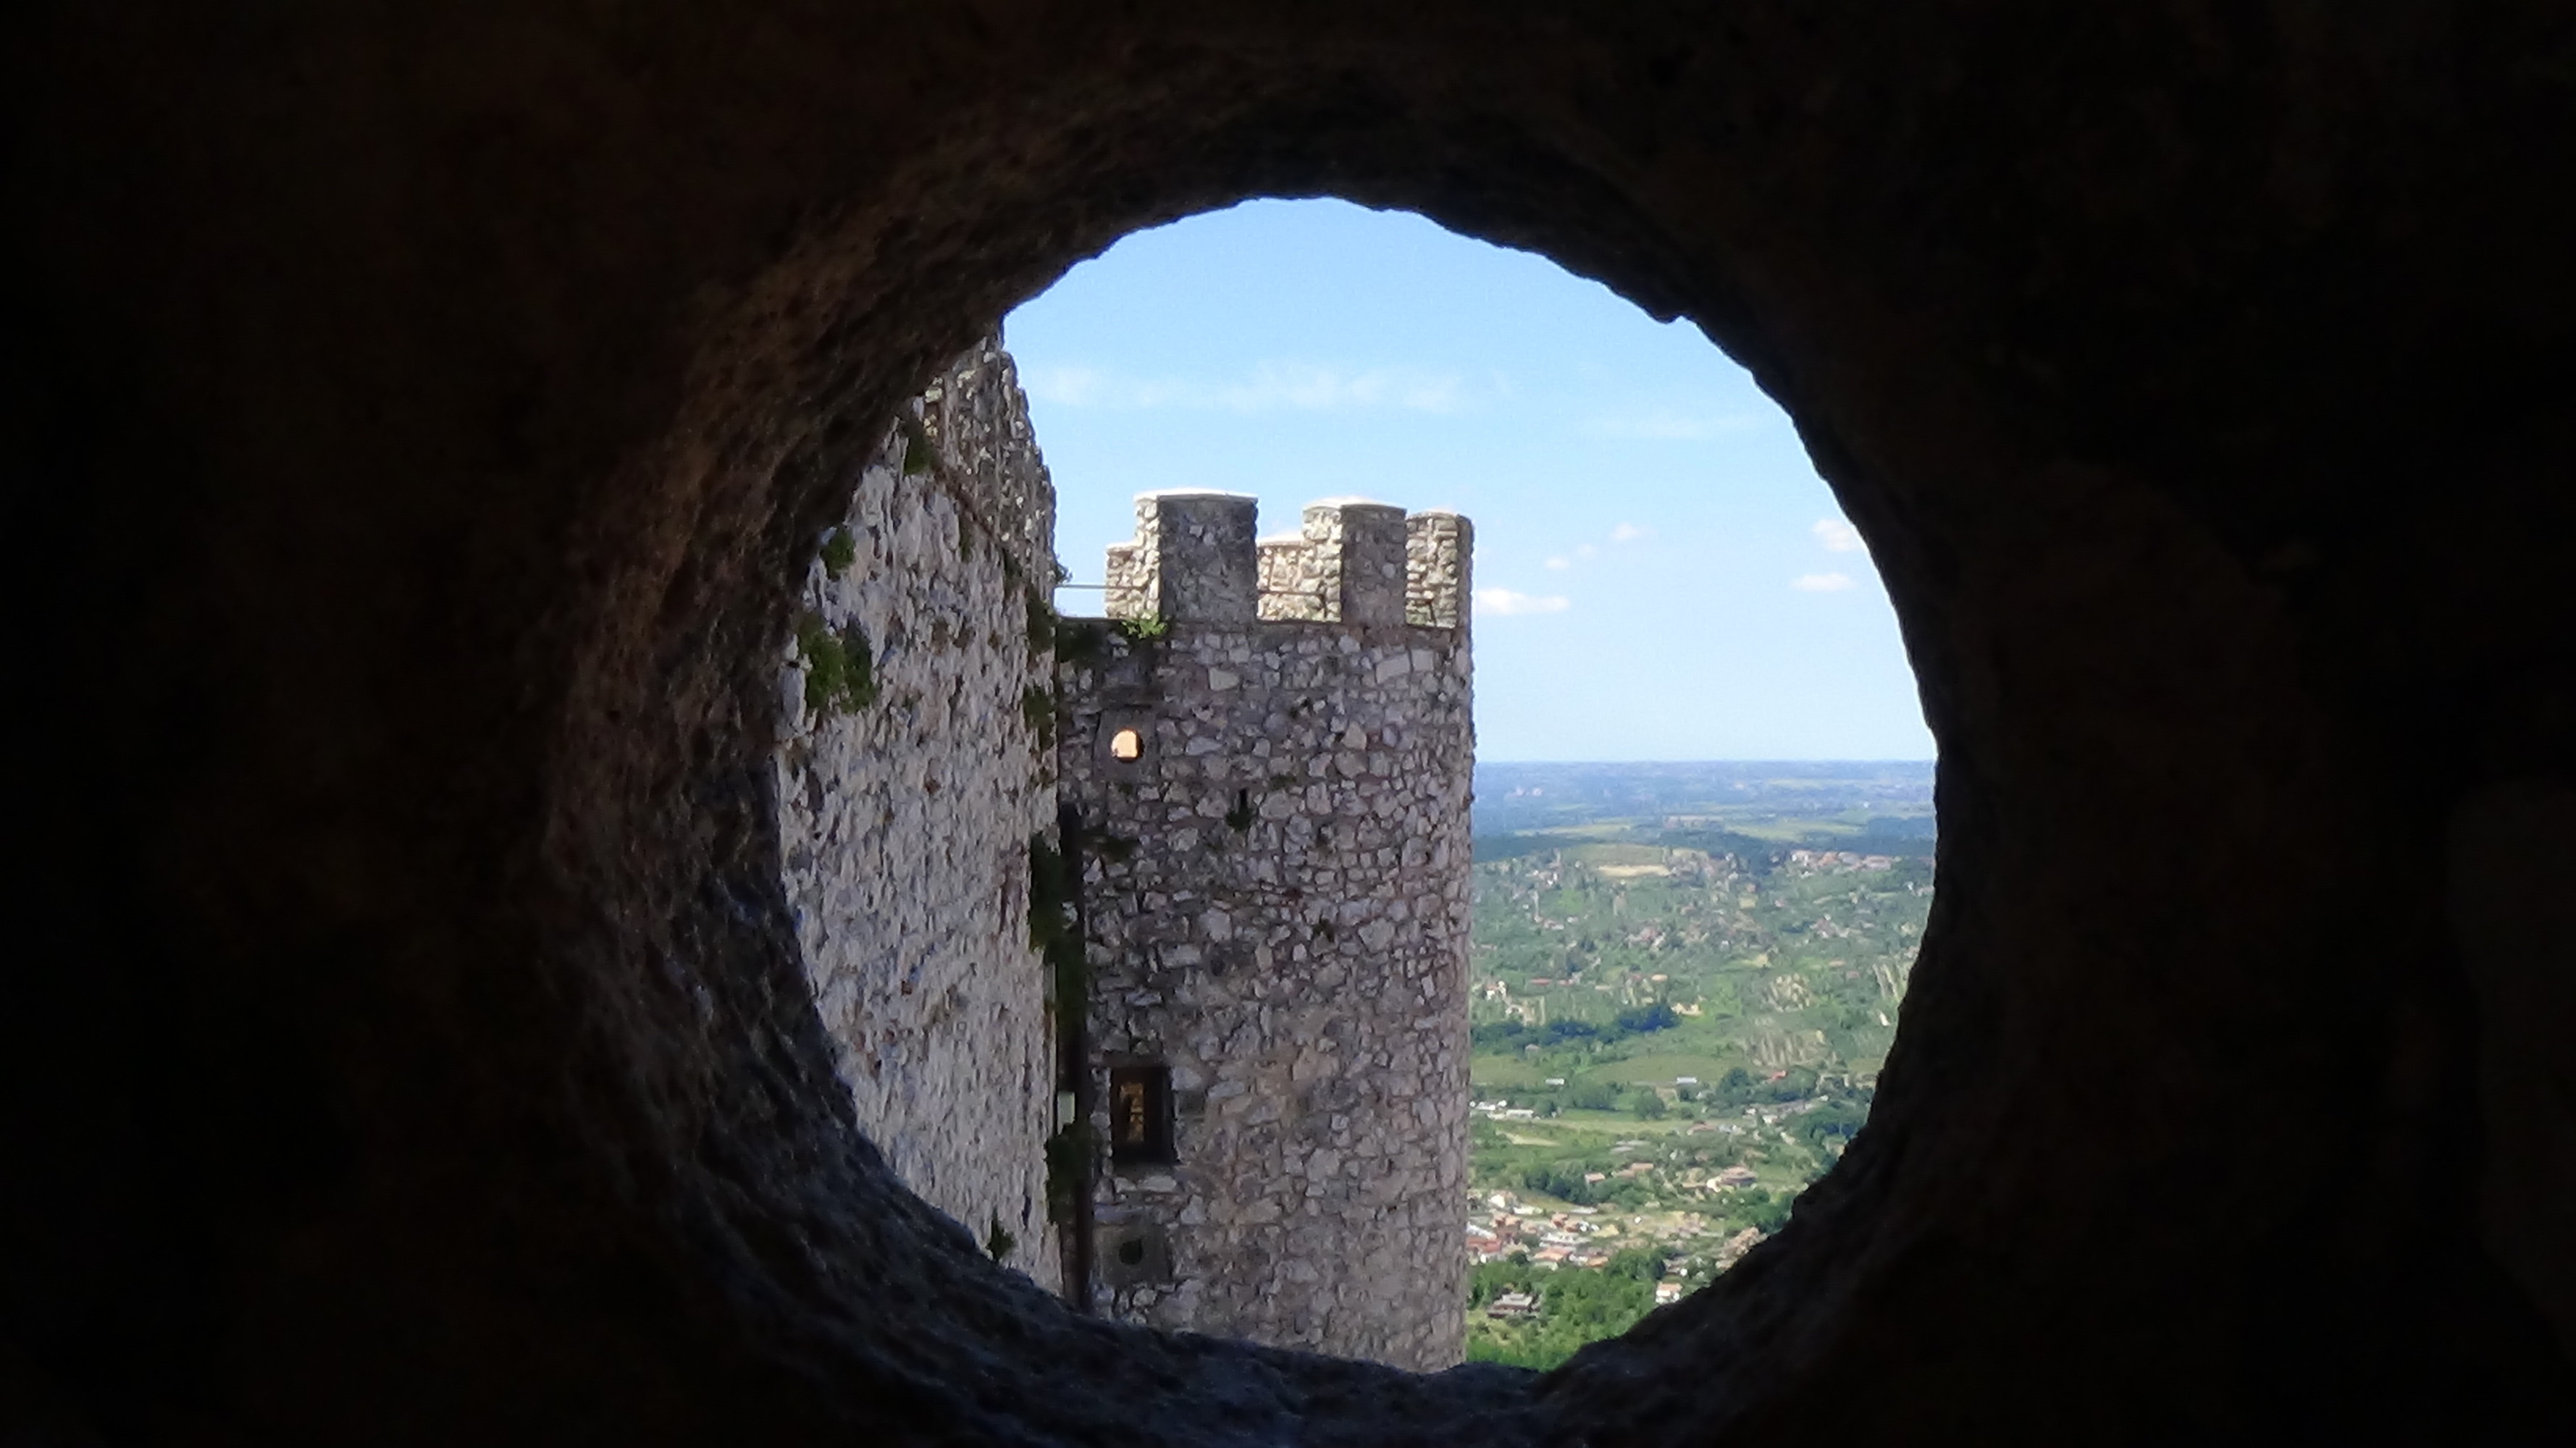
30 8 2568 1441
1109 728 1144 761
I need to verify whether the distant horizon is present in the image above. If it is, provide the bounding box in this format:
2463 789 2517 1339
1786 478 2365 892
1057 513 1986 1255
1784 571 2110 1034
1474 757 1937 765
1469 759 1936 838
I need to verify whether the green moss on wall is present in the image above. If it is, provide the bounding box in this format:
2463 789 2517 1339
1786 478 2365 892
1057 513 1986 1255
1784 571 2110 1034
820 527 857 578
797 611 878 714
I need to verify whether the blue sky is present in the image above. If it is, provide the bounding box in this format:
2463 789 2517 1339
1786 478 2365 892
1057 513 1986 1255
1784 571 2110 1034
1004 199 1933 762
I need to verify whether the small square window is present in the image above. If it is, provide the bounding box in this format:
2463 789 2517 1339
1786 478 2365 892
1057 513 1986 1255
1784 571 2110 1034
1108 1064 1173 1164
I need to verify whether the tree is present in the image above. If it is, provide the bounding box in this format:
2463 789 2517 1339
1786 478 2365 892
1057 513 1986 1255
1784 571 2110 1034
1612 1002 1678 1035
1796 1097 1868 1151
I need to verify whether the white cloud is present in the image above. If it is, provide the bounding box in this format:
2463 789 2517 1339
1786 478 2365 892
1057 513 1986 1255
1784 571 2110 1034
1580 410 1761 439
1024 366 1113 406
1023 361 1471 415
1792 572 1856 593
1543 556 1570 571
1575 543 1598 560
1474 588 1573 617
1609 522 1648 543
1813 518 1866 553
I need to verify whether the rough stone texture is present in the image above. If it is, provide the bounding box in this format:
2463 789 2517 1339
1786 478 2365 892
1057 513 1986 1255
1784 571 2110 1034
1403 513 1471 630
1105 492 1264 624
773 335 1060 1290
1063 500 1474 1370
10 3 2576 1444
1257 500 1412 625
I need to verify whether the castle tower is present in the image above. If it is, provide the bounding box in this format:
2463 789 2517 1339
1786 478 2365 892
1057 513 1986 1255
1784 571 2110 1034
1057 492 1475 1371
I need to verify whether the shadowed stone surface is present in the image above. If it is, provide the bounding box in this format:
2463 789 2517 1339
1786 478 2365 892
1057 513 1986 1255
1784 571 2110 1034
774 337 1063 1292
6 1 2573 1443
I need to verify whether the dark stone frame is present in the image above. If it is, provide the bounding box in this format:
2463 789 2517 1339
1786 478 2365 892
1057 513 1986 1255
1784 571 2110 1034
5 2 2572 1443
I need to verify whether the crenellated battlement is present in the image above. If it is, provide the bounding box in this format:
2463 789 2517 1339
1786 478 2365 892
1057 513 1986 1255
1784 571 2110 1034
1103 493 1470 628
1403 510 1472 629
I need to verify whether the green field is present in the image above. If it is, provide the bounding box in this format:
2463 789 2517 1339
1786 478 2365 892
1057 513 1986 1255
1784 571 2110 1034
1581 1052 1741 1085
1470 1055 1549 1087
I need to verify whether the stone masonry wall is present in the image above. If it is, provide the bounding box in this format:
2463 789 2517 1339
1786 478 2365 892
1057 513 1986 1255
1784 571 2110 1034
774 334 1062 1291
1059 494 1474 1369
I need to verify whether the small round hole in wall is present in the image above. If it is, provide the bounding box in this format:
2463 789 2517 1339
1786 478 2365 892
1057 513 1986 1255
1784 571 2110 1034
1109 728 1143 761
1117 1238 1147 1266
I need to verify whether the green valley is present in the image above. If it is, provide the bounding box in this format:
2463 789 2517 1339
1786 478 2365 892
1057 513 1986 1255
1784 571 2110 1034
1459 762 1934 1368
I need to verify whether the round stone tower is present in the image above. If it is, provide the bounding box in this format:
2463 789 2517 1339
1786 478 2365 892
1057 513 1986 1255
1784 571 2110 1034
1056 492 1475 1370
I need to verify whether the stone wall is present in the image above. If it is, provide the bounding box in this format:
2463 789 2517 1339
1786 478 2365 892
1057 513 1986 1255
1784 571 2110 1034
774 334 1062 1290
1058 494 1475 1370
1261 502 1470 626
1105 489 1262 623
